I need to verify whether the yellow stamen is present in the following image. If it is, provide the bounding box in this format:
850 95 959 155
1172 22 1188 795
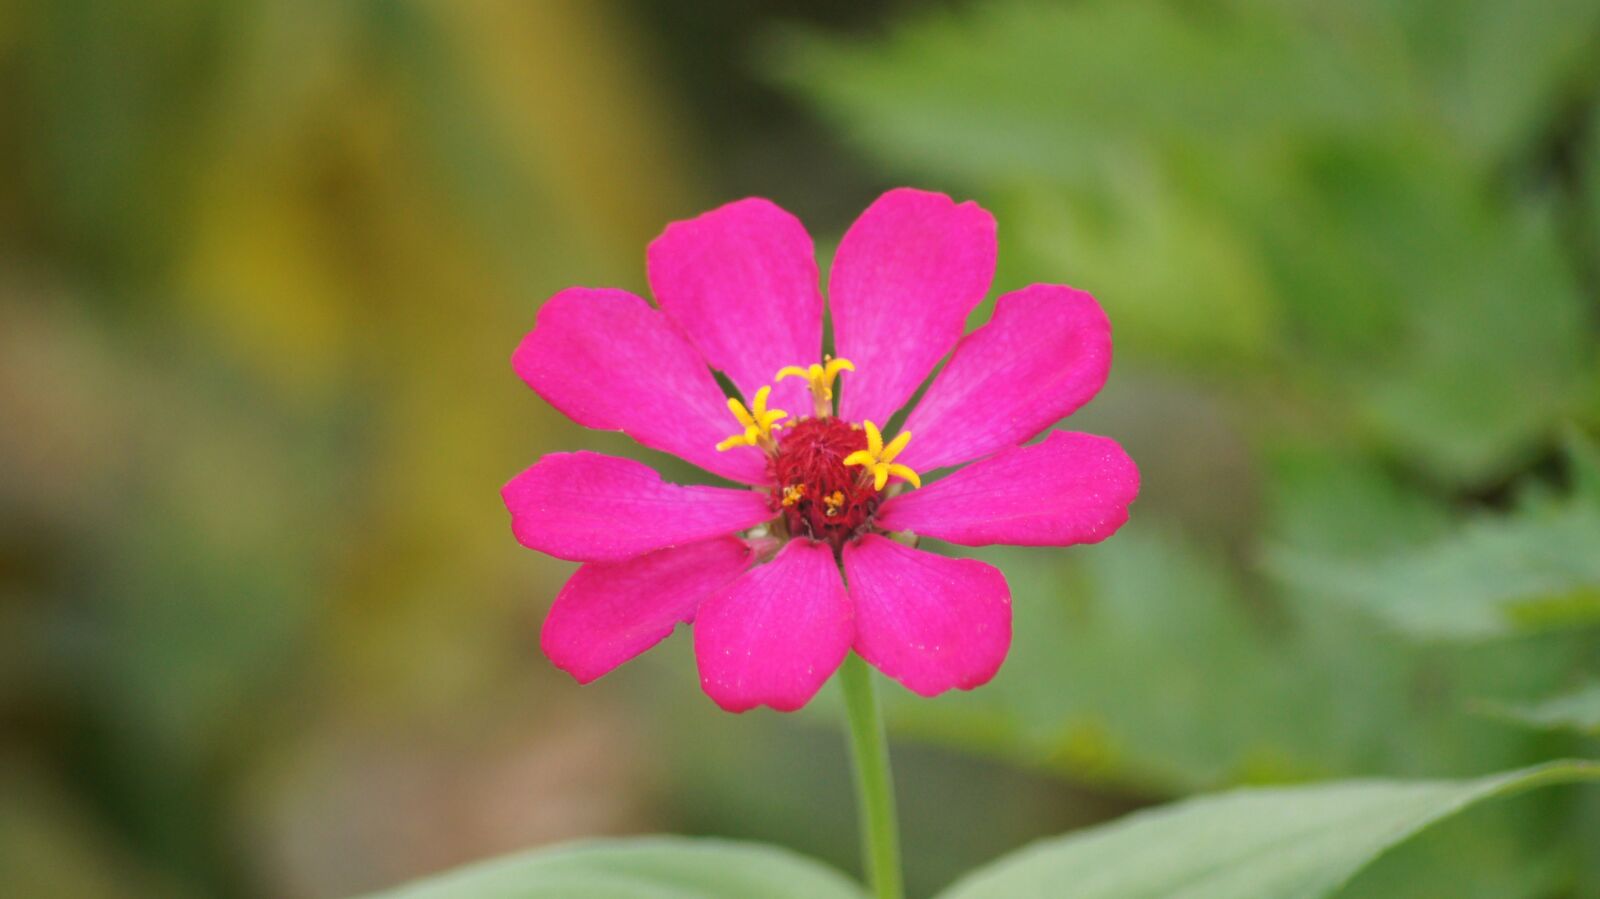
716 385 788 453
781 484 807 507
823 490 846 517
842 420 921 491
776 356 855 417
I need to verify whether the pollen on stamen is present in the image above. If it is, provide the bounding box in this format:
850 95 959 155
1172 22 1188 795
823 490 846 517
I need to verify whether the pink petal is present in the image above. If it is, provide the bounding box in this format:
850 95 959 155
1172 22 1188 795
513 287 767 484
843 535 1011 697
897 284 1112 472
502 451 774 562
832 188 997 425
542 537 755 684
877 431 1138 547
694 540 853 712
648 198 824 415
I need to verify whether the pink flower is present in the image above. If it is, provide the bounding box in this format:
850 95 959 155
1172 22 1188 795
503 188 1139 712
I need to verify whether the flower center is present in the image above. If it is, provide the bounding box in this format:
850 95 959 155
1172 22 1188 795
767 417 878 545
717 360 923 547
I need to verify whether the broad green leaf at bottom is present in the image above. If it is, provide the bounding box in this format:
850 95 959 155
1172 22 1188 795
938 760 1600 899
359 836 866 899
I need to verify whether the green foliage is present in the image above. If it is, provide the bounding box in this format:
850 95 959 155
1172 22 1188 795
1262 433 1600 642
777 0 1600 485
359 763 1597 898
1479 682 1600 735
937 761 1600 899
1265 488 1600 641
886 528 1579 795
776 1 1600 890
359 837 866 899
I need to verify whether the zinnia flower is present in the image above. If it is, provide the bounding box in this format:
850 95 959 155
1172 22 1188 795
504 188 1138 712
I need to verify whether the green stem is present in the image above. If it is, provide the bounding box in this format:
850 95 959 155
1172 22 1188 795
838 652 904 899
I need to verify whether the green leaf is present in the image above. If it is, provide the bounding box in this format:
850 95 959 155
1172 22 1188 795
1346 188 1590 482
937 760 1600 899
1587 95 1600 274
777 0 1596 484
1401 0 1600 162
883 529 1296 793
359 837 866 899
1478 681 1600 736
1566 427 1600 506
999 176 1280 368
776 1 1390 186
888 523 1579 795
1265 498 1600 641
880 514 1590 893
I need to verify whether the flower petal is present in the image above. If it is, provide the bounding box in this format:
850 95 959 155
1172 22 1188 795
842 535 1011 697
832 188 997 425
542 537 755 684
897 284 1111 472
694 540 853 712
648 198 824 415
503 451 774 562
514 287 767 484
877 431 1138 547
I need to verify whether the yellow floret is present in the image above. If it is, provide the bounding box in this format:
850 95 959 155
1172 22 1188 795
716 385 787 452
776 356 855 416
842 420 921 491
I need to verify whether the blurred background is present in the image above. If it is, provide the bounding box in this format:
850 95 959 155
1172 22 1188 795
2 1 1599 897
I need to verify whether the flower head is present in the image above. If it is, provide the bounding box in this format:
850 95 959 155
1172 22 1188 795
504 189 1139 712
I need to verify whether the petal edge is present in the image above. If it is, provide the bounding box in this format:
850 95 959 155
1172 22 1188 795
694 540 853 712
832 189 997 426
513 287 768 484
898 284 1112 471
648 198 824 415
843 535 1011 697
542 537 755 684
878 431 1139 547
503 451 774 562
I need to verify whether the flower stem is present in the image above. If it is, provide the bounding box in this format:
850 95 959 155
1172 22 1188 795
838 652 904 899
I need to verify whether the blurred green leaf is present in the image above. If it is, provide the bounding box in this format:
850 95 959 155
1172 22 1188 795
1337 783 1574 899
1586 95 1600 273
0 764 180 899
1259 449 1451 556
937 760 1600 899
1477 681 1600 735
1265 490 1600 641
358 837 866 899
1568 427 1600 505
885 529 1293 793
1000 177 1280 368
1340 183 1589 482
778 0 1599 484
777 1 1391 186
889 524 1577 794
1393 0 1600 161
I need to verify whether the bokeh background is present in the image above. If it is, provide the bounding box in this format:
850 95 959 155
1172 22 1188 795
3 1 1599 897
